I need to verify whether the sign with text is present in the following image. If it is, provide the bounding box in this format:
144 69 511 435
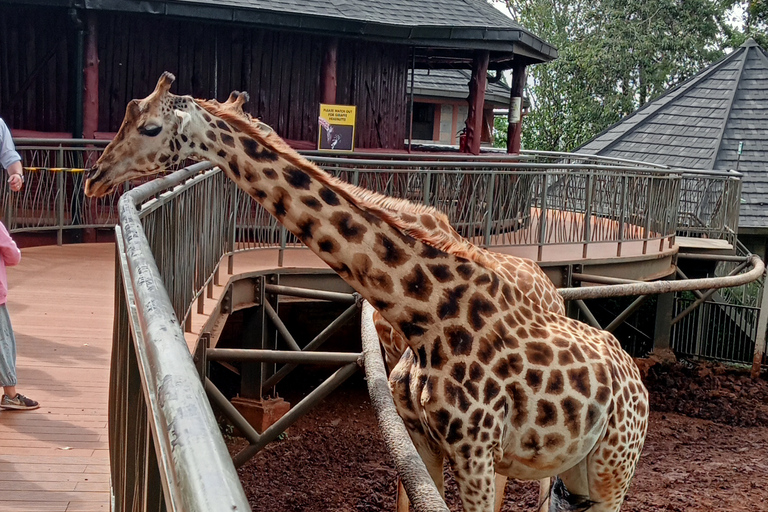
318 104 356 152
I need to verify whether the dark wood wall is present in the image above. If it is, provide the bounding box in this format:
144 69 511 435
97 12 409 149
0 5 72 133
0 7 409 149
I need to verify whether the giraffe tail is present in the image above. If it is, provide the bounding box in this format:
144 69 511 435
548 477 596 512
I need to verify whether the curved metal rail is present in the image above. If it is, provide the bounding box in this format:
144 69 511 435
360 301 450 512
560 255 765 301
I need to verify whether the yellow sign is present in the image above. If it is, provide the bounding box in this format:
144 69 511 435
318 104 356 152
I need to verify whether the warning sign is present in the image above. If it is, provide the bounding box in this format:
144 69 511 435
318 104 356 152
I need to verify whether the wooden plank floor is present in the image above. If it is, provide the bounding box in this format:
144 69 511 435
0 243 115 512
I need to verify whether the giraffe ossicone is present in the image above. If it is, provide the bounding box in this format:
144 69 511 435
85 72 649 512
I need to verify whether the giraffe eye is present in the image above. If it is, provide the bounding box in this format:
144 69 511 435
139 124 162 137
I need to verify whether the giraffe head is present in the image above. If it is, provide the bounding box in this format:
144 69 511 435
84 72 262 197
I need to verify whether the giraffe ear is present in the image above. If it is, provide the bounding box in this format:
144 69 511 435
175 109 191 133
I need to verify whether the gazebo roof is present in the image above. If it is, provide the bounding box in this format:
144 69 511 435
408 69 512 106
49 0 557 65
578 39 768 230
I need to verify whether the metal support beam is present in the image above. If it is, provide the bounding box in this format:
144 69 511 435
264 301 302 352
671 261 749 325
571 273 643 286
264 283 356 303
751 274 768 378
230 362 360 467
206 349 360 365
653 277 675 351
261 302 359 390
606 295 649 333
574 300 601 329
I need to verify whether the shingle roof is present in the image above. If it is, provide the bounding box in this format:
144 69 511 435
578 39 768 230
408 69 511 106
66 0 556 62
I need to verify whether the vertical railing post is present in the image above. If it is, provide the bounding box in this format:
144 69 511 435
483 172 495 247
642 175 653 255
751 274 768 378
228 183 238 275
537 172 548 262
56 146 64 245
617 174 627 256
278 225 287 267
582 172 593 259
423 171 432 206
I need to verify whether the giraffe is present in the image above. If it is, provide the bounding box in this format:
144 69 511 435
85 73 649 512
207 94 560 511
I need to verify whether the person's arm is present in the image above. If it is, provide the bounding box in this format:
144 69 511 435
0 222 20 267
0 120 23 192
5 161 23 192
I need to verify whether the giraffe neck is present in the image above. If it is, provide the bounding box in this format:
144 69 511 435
190 103 494 350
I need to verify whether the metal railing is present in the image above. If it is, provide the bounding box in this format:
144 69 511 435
112 161 250 512
5 139 740 253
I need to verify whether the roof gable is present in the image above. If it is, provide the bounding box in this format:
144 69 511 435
578 40 768 229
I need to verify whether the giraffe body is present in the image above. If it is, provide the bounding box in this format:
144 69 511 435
85 73 649 512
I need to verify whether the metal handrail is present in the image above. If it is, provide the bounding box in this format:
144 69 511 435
360 300 450 512
113 161 249 511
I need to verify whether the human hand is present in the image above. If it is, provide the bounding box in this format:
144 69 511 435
7 174 23 192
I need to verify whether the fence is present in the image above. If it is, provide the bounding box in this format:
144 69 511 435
112 161 250 512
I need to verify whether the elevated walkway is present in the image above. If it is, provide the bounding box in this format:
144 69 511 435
0 244 114 512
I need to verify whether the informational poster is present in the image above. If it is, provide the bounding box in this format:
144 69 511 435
318 104 356 152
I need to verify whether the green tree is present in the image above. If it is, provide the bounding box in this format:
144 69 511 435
499 0 732 152
722 1 768 47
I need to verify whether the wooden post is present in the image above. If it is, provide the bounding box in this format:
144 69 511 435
507 61 527 154
320 38 338 105
464 50 489 155
751 272 768 378
83 12 99 140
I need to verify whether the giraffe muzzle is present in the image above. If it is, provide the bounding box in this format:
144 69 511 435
83 167 114 198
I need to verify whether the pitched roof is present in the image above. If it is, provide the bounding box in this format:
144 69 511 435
577 39 768 229
408 69 512 106
61 0 556 63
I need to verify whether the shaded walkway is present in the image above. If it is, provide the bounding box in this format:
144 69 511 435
0 244 114 512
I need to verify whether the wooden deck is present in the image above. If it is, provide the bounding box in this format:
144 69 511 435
0 243 115 512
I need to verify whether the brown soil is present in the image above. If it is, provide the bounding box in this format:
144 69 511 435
228 362 768 511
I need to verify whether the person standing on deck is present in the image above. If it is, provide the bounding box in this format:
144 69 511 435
0 117 38 410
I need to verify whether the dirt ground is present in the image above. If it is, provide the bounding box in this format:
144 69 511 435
227 360 768 511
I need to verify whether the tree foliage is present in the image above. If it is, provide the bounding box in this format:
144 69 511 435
498 0 737 152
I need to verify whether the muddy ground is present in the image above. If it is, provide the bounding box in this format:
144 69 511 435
226 360 768 511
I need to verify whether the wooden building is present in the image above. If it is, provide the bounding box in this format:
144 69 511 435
0 0 556 153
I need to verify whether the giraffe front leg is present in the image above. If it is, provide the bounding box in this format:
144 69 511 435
450 452 497 512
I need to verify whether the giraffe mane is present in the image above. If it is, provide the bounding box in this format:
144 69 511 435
194 99 500 271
